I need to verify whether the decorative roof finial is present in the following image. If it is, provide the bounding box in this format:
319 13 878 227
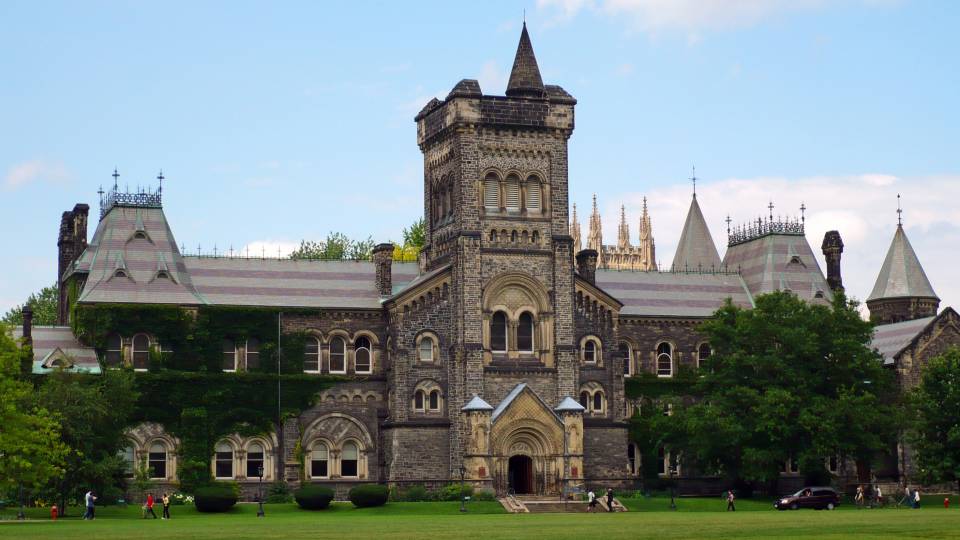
112 167 120 190
689 166 697 198
897 193 902 226
725 214 732 235
768 200 774 222
157 169 164 195
800 202 806 224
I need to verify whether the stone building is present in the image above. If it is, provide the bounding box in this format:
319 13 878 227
17 23 957 498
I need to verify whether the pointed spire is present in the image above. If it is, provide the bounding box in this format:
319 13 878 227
617 204 630 248
867 222 938 302
505 22 545 98
571 203 582 254
639 196 656 271
587 194 606 267
672 193 721 271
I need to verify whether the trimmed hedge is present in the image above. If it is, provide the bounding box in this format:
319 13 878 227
294 485 335 510
349 484 389 508
194 485 238 513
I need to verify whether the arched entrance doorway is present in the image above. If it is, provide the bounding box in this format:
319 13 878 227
508 454 534 494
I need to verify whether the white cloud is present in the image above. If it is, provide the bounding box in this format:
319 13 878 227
240 240 300 259
3 160 70 190
478 61 509 95
584 173 960 311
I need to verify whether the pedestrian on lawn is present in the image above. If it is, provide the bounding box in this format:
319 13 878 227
145 493 158 519
587 490 597 512
606 488 614 512
162 493 171 519
855 485 864 508
726 490 736 511
83 490 97 520
914 488 921 509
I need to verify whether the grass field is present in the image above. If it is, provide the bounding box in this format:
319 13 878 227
1 498 958 539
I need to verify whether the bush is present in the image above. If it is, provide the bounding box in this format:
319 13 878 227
438 483 474 501
401 485 429 502
294 485 335 510
266 482 294 504
349 485 389 508
472 489 496 501
193 485 238 513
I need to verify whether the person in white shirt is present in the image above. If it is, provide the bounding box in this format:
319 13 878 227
587 490 597 512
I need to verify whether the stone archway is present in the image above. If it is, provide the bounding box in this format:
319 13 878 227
508 455 534 494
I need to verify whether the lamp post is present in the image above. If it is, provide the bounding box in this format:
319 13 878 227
459 464 467 513
257 465 265 517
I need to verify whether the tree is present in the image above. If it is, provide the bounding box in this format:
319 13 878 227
0 325 69 498
36 367 139 513
2 284 59 326
669 291 899 491
402 218 425 250
290 232 374 260
911 347 960 493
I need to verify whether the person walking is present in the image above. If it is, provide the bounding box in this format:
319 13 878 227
900 485 911 508
606 488 614 512
914 488 921 509
83 491 97 520
726 490 736 511
145 493 158 519
875 485 884 507
587 490 597 512
855 485 865 509
162 493 171 520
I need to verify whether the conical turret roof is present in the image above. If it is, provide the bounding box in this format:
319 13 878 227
867 224 938 301
506 22 545 98
672 195 721 271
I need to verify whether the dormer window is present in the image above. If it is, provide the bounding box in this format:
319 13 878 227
133 231 148 240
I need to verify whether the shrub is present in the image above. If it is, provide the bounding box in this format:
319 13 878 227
472 489 496 502
294 485 335 510
267 482 294 504
401 485 429 502
193 484 238 513
438 483 473 501
349 485 389 508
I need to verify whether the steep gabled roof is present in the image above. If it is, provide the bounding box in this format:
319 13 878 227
867 224 938 302
672 195 722 271
505 22 545 98
721 232 832 304
871 315 935 365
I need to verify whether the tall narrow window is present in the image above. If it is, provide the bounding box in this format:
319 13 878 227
429 390 440 411
505 176 521 210
341 442 359 477
628 443 638 475
419 336 435 362
246 338 260 370
517 312 534 353
697 343 712 368
828 455 839 474
222 339 237 372
120 445 135 478
491 312 507 353
483 174 500 209
526 177 542 211
354 336 372 374
656 342 673 377
593 392 604 412
329 337 346 373
310 443 328 478
414 390 425 411
246 442 265 478
106 333 123 367
619 342 632 376
132 334 150 370
579 391 589 408
215 442 233 479
149 443 167 479
304 337 320 373
584 340 597 364
657 447 667 475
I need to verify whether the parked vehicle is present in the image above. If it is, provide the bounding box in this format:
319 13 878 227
774 487 841 510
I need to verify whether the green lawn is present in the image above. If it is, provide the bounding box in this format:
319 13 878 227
1 499 958 539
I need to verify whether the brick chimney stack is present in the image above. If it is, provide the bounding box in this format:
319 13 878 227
22 305 33 346
576 249 599 285
372 243 395 297
57 203 90 324
821 230 844 293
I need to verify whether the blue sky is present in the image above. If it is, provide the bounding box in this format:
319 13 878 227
2 0 958 314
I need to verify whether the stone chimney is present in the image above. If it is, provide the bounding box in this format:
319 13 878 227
821 230 844 293
372 243 394 297
22 305 33 347
576 249 598 285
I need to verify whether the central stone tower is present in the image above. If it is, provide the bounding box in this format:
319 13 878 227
414 23 580 493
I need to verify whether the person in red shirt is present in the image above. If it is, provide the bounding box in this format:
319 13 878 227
145 493 158 519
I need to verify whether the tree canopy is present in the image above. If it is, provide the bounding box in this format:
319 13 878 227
910 347 960 493
2 283 58 326
290 232 375 260
662 291 899 489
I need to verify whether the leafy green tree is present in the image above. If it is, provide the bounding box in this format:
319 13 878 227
670 291 898 491
2 284 59 326
0 325 69 497
402 218 425 250
910 347 960 493
290 232 374 260
36 368 138 513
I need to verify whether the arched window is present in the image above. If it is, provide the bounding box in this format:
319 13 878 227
526 177 542 211
106 333 123 367
583 340 598 364
310 443 329 478
491 311 508 353
579 391 589 408
429 390 440 411
628 443 639 475
354 336 372 374
222 339 237 372
656 342 673 377
119 444 135 478
304 337 320 373
697 343 712 368
341 442 359 477
329 337 346 374
593 391 604 413
517 312 534 353
445 188 452 218
619 342 632 376
149 442 167 479
215 442 233 479
132 334 150 370
505 176 521 210
483 174 500 209
419 336 435 362
247 442 265 478
246 338 260 370
414 390 425 411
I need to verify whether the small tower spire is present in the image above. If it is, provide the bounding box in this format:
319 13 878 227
689 166 697 199
571 203 582 253
617 204 630 248
505 22 545 98
897 193 903 227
